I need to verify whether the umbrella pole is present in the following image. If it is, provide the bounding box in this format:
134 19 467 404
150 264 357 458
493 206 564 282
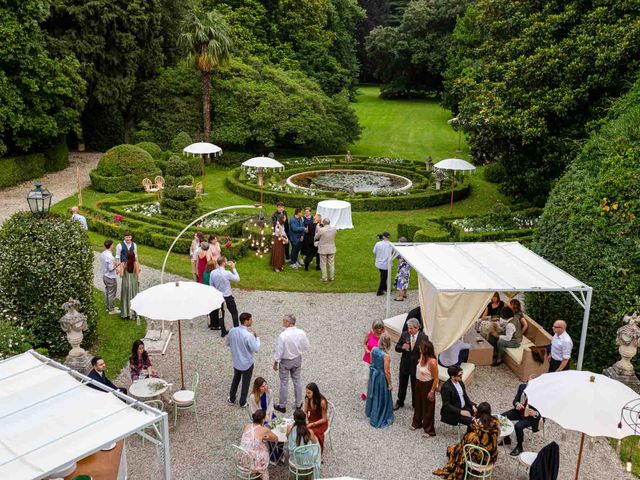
201 155 205 193
178 319 185 390
450 177 455 213
575 432 585 480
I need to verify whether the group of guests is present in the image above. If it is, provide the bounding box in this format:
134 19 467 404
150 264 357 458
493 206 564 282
99 232 141 320
372 232 410 299
270 203 337 282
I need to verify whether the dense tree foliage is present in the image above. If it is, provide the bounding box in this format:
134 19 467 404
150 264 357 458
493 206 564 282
366 0 470 98
444 0 640 203
0 0 85 156
527 78 640 372
356 0 390 82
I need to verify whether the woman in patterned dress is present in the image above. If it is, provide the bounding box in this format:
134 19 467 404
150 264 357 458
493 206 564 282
239 409 278 480
394 237 410 301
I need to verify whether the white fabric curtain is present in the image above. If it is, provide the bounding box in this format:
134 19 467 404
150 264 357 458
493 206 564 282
418 276 492 354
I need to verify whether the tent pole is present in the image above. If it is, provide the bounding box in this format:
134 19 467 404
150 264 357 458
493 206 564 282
178 320 185 390
575 432 585 480
161 414 172 480
386 252 396 318
576 288 592 371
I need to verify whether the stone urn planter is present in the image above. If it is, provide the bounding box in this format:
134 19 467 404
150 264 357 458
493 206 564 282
603 312 640 390
59 298 92 374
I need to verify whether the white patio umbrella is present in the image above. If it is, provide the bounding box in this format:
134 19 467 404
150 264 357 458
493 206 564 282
183 142 223 192
433 158 476 212
525 371 638 479
241 156 285 206
131 281 224 389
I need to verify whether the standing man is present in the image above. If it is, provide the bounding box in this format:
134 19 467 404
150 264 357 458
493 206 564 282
71 206 88 230
394 318 427 410
100 239 120 315
549 320 573 372
302 207 313 228
314 217 337 281
226 312 260 407
273 314 310 413
210 256 240 329
271 202 290 261
373 232 393 296
288 208 305 268
116 231 137 263
439 365 477 426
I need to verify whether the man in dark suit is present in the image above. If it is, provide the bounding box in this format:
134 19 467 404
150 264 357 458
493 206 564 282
394 318 427 410
87 356 127 394
500 377 540 456
440 365 477 426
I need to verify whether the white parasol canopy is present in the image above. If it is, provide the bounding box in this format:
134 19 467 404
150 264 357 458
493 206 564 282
182 142 222 155
433 158 476 171
525 371 637 479
241 156 284 170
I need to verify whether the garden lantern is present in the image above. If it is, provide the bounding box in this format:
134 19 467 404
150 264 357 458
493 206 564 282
26 182 52 217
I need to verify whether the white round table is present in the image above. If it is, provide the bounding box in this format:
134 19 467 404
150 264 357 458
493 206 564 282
316 200 353 230
129 378 169 399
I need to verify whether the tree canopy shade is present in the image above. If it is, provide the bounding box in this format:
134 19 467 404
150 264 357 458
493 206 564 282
178 8 232 142
366 0 470 98
444 0 640 203
0 0 85 156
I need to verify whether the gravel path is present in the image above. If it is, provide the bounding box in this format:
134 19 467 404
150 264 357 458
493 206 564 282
92 257 631 480
0 151 101 224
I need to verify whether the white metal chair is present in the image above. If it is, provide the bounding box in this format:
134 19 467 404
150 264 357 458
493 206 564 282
289 443 321 479
142 178 159 194
231 444 265 480
516 451 537 478
141 400 163 446
463 444 495 480
324 400 335 452
173 372 199 426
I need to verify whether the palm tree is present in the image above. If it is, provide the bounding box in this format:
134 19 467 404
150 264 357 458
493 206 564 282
178 9 232 141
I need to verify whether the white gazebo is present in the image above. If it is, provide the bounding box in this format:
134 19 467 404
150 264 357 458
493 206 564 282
387 242 592 369
0 350 170 479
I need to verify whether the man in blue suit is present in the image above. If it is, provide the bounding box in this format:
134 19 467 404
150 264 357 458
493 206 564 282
288 208 305 268
87 356 127 394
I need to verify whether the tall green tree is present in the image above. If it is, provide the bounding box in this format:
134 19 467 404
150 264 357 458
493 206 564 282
178 9 232 141
356 0 390 82
0 0 85 156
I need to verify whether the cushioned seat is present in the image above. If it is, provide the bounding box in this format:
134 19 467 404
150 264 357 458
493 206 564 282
172 390 195 404
382 313 408 344
438 362 475 385
503 336 534 365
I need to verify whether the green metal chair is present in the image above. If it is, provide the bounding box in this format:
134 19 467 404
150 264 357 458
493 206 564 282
173 372 199 427
288 443 321 480
463 444 495 480
231 444 265 480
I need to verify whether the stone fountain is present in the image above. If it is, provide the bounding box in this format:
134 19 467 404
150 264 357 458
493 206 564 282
603 311 640 391
59 298 92 374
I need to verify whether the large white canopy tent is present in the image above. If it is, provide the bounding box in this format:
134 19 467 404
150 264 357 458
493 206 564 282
386 242 592 370
0 351 170 479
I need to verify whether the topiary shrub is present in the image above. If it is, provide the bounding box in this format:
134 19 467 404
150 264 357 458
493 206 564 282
0 154 46 187
44 136 70 172
168 153 201 177
135 141 163 160
171 132 193 152
413 221 450 242
90 144 161 192
0 312 33 359
483 162 506 184
161 158 197 220
0 212 97 357
527 82 640 372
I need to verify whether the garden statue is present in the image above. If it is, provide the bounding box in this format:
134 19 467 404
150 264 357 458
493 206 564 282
434 168 446 190
603 312 640 389
345 150 353 162
59 298 92 374
425 155 433 172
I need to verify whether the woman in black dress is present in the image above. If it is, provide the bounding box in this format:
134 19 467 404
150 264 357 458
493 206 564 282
481 292 504 318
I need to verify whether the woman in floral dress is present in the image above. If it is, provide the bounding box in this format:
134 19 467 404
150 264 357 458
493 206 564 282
239 410 278 479
394 238 410 301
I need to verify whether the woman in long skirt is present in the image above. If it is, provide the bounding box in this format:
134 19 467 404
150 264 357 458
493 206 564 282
365 333 394 428
120 251 140 319
270 215 288 272
411 340 438 437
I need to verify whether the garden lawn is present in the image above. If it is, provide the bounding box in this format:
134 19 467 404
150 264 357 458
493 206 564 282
349 85 469 161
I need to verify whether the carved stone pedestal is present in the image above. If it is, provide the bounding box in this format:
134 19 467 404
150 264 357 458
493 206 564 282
59 298 93 375
603 312 640 392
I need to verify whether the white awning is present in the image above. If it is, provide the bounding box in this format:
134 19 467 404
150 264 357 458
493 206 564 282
0 351 167 480
394 242 589 292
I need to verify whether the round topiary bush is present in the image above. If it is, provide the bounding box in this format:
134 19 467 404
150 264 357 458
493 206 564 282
135 141 163 160
169 153 201 177
483 162 506 183
0 212 97 357
90 144 161 192
171 132 193 152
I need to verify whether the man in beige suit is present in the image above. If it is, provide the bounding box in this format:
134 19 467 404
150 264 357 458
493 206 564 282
314 217 337 281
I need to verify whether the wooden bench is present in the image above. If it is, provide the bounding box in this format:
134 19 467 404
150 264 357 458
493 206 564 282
502 314 551 381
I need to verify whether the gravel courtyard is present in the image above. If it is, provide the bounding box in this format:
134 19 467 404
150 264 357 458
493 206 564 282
93 261 632 480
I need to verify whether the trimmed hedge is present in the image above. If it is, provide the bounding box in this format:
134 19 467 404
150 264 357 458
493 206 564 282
90 144 161 193
0 154 46 187
413 221 450 242
458 228 535 241
135 142 163 160
397 223 423 241
44 137 69 172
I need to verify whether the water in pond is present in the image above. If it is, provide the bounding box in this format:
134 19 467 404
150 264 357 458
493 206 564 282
286 169 412 193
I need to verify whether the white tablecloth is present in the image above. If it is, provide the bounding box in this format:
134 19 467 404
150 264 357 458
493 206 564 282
316 200 353 229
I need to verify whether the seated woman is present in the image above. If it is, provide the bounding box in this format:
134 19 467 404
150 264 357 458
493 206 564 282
481 292 505 319
248 377 275 421
129 340 157 381
240 409 279 480
488 305 523 366
287 409 320 477
510 298 529 335
433 402 500 479
303 383 329 453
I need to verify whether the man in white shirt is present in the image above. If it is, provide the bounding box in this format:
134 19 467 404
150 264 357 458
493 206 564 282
115 231 138 263
373 231 393 296
225 312 260 407
99 239 119 314
210 256 240 329
273 314 310 413
70 206 88 230
549 320 573 372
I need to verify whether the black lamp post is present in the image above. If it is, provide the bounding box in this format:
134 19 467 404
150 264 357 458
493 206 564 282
26 182 52 217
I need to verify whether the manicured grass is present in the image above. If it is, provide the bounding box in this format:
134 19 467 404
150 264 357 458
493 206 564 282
91 288 147 378
350 86 469 161
614 437 640 476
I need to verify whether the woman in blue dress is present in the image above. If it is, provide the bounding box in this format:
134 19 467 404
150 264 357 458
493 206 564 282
394 239 410 301
365 333 394 428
